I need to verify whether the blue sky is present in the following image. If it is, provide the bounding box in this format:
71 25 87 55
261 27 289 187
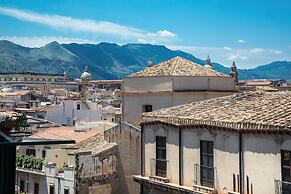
0 0 290 68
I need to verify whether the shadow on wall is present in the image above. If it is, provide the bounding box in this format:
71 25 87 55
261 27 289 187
147 124 286 155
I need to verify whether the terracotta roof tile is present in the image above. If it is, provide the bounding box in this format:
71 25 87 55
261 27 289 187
67 133 117 156
128 56 227 78
30 127 100 143
141 91 291 133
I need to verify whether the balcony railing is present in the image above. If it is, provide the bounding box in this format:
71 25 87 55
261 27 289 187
149 158 171 183
193 163 218 193
275 179 291 194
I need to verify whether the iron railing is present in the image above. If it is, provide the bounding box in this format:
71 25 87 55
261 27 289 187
275 179 291 194
193 163 217 189
150 158 171 181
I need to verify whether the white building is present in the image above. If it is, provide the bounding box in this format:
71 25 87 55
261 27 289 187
134 91 291 194
122 56 237 124
46 100 102 125
16 122 117 194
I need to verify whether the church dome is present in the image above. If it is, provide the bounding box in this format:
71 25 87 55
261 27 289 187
81 65 92 81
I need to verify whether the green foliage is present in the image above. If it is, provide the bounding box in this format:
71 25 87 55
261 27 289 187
16 155 44 171
0 113 27 134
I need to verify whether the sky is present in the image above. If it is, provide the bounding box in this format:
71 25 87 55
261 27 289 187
0 0 290 69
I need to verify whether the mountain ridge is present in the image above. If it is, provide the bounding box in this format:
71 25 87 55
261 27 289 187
0 40 290 80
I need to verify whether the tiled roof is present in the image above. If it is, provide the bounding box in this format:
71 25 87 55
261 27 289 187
0 90 31 96
67 133 117 156
30 127 100 143
141 91 291 133
128 56 227 77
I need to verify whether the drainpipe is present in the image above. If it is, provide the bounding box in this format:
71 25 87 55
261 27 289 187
179 128 182 185
25 173 28 194
140 125 144 194
239 132 244 194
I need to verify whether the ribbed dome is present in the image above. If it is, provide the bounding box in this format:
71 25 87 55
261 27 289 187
81 65 92 81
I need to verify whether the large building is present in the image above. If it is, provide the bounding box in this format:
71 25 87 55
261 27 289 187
103 56 238 194
133 91 291 194
0 72 67 82
122 56 237 124
0 72 80 93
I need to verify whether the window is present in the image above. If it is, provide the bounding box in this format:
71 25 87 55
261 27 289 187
42 150 46 158
20 180 25 192
156 136 167 177
64 188 69 194
77 104 81 110
49 185 55 194
34 183 39 194
142 104 152 113
26 148 36 156
31 78 33 81
281 150 291 193
200 141 214 188
24 77 27 81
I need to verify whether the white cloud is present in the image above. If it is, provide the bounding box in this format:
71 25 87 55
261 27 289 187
237 39 246 43
250 48 264 53
268 49 283 55
0 36 97 47
137 38 157 44
155 30 177 38
0 7 177 43
223 46 232 50
168 44 288 68
227 54 248 61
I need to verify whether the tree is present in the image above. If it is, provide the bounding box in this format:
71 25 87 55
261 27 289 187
0 113 27 135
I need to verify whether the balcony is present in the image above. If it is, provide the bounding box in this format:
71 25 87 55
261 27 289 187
149 158 171 183
275 179 291 194
193 163 217 193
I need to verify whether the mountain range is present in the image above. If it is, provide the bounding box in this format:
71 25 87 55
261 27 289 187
0 40 290 80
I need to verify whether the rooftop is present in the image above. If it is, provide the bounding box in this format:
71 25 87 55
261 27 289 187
128 56 227 78
66 133 117 156
0 72 64 76
141 91 291 133
0 90 31 96
28 126 100 143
